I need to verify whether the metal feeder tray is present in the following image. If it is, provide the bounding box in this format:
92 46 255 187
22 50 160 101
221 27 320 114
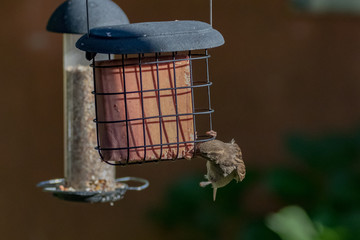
37 177 149 203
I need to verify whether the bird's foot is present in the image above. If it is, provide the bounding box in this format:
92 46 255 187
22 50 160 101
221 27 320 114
206 130 217 138
199 181 212 187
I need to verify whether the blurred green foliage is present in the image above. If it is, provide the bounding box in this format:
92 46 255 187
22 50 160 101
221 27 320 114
266 206 319 240
266 205 345 240
291 0 360 14
149 171 279 240
282 131 360 239
149 130 360 240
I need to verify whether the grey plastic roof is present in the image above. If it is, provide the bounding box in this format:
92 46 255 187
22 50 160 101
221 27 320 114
47 0 129 34
76 20 225 54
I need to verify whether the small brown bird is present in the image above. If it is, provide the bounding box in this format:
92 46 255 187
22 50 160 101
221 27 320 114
197 138 246 201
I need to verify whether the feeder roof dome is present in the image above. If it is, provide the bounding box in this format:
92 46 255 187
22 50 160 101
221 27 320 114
76 20 225 54
47 0 129 34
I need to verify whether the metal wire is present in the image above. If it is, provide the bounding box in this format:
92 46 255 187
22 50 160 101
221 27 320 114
86 0 90 37
98 136 214 151
102 135 215 166
92 81 212 96
172 52 180 159
205 49 213 130
189 50 198 154
90 54 210 69
121 55 131 164
91 58 104 160
138 54 147 162
95 108 213 124
155 53 164 161
210 0 213 26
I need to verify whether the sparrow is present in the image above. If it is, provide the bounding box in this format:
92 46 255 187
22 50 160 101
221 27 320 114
197 135 246 201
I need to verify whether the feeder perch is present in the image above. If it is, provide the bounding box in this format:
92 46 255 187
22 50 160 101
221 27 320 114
76 20 224 165
37 0 148 203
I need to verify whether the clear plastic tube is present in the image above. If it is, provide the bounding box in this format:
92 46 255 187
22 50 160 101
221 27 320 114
63 34 115 191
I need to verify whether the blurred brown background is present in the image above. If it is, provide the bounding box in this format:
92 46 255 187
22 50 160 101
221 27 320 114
1 0 360 239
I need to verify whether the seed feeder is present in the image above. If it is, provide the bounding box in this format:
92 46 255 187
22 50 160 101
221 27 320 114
37 0 149 203
76 17 224 164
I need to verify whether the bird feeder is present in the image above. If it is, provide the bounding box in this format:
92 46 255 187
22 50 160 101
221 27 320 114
37 0 148 203
76 20 224 165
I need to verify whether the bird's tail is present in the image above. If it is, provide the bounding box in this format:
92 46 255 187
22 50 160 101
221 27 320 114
213 187 217 201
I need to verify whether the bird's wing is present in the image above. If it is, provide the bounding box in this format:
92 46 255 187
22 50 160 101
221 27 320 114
217 140 246 180
217 158 237 177
206 161 225 183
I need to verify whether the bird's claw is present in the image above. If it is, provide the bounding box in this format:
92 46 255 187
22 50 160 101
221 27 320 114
206 130 217 138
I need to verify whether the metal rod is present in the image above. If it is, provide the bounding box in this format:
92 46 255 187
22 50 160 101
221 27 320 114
99 136 215 152
189 51 197 153
86 0 90 37
90 54 210 69
91 57 103 159
205 49 213 130
103 131 216 166
155 53 163 160
93 82 213 96
172 52 180 159
94 108 214 124
138 54 147 162
122 55 131 164
210 0 213 26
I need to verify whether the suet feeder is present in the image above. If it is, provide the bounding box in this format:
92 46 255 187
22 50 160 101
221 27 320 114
37 0 148 203
76 20 224 165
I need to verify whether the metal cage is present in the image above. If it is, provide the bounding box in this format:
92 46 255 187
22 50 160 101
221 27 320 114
77 20 224 165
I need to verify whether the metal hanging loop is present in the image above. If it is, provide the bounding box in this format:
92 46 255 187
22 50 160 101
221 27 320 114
210 0 213 26
116 177 150 191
